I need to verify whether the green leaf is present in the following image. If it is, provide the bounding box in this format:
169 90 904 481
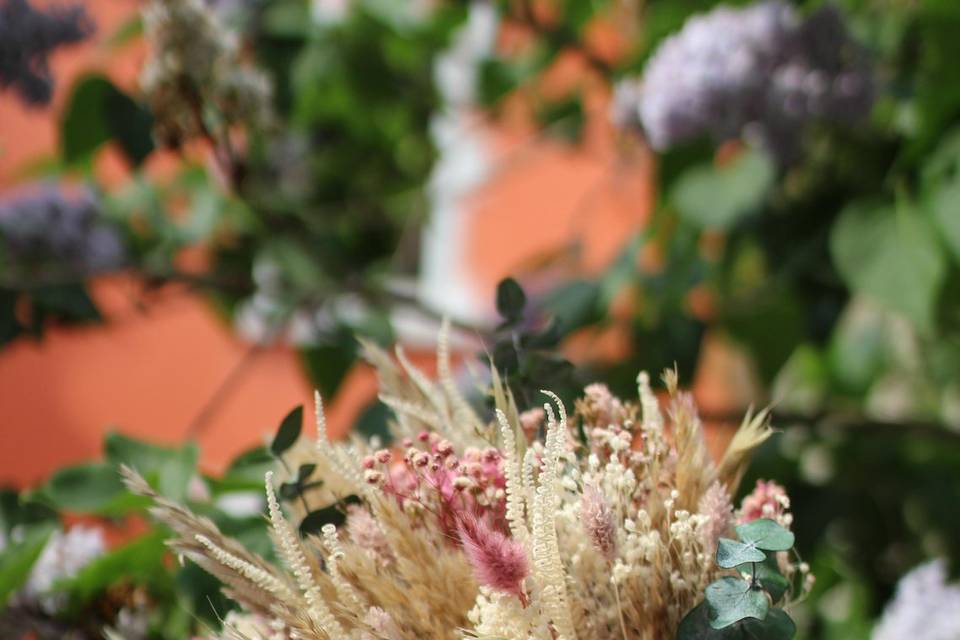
212 446 273 494
672 150 775 230
561 0 597 30
705 577 770 629
61 75 154 167
478 58 520 106
746 609 796 640
270 405 304 457
38 463 140 515
541 279 601 335
106 87 155 167
104 432 198 503
279 481 302 501
929 180 960 261
176 561 237 627
677 601 715 639
496 277 527 323
831 201 946 332
29 284 101 323
0 524 54 608
107 15 143 48
262 0 311 37
299 504 347 536
0 490 57 534
297 463 317 482
717 538 767 568
678 602 796 640
537 96 585 142
228 446 273 471
300 507 343 535
724 286 805 384
923 127 960 261
717 520 794 569
300 338 357 398
828 301 889 394
735 519 795 552
354 400 393 446
61 75 111 164
0 289 22 346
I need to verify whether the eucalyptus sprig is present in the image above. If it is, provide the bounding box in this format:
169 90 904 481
678 519 798 640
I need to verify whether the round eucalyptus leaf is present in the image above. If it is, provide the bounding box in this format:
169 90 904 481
735 518 795 552
705 577 770 629
677 602 796 639
717 537 767 568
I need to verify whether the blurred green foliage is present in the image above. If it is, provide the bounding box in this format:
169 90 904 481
0 430 277 638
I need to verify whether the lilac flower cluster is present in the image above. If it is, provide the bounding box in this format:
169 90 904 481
873 560 960 640
0 187 126 277
616 1 874 161
0 0 93 106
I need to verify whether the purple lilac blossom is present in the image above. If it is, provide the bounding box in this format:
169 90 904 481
0 187 126 276
873 560 960 640
0 0 94 105
617 1 874 162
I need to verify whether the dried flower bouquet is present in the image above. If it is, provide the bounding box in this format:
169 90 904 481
126 324 808 639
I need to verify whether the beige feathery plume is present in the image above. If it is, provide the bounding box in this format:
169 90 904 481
496 408 529 542
264 471 345 638
358 338 422 440
437 317 483 436
716 406 774 491
532 398 577 640
490 364 521 441
320 524 366 615
194 534 298 602
313 391 369 497
357 337 408 395
395 344 451 425
120 466 295 618
377 394 444 431
669 390 715 511
637 371 664 434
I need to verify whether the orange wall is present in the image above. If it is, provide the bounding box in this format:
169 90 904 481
0 2 744 487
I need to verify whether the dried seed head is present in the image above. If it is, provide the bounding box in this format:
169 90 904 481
581 484 617 561
457 514 529 598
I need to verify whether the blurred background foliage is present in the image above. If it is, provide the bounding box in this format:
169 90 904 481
2 0 960 637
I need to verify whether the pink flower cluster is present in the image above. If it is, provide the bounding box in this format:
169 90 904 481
361 431 509 540
738 479 790 525
345 504 392 563
582 383 627 427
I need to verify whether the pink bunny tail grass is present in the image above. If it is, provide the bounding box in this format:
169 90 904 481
581 484 617 561
697 480 733 553
457 513 529 600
